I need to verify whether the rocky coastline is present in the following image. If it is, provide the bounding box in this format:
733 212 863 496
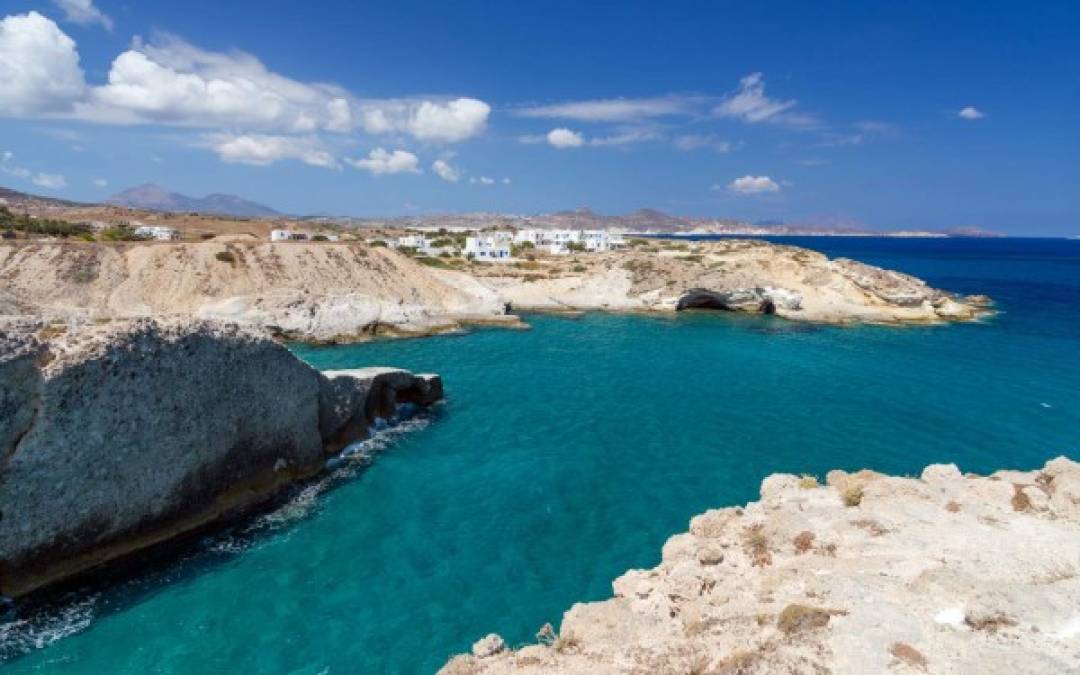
444 458 1080 674
0 239 990 343
0 318 442 599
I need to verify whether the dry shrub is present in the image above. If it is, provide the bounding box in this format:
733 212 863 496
776 604 834 635
1011 484 1032 512
841 485 864 507
964 611 1017 633
798 475 819 489
793 531 815 554
945 500 961 513
742 524 772 567
714 648 764 674
889 642 928 670
815 542 838 557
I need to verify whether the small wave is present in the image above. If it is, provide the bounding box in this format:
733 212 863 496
0 594 99 661
0 406 433 660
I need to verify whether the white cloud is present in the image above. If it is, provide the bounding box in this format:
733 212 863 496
32 173 66 189
52 0 112 31
0 17 490 149
588 128 659 147
204 133 338 168
0 12 86 116
345 148 420 175
502 177 511 185
723 175 781 194
958 106 985 120
674 134 732 152
517 96 695 122
405 98 489 142
1 151 66 190
714 73 807 126
92 177 108 187
547 128 584 148
432 158 461 182
470 176 495 185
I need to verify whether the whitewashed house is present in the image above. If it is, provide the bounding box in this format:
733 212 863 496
395 234 428 249
134 225 180 241
270 229 291 241
464 232 512 261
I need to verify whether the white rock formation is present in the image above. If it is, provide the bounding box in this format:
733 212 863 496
443 458 1080 674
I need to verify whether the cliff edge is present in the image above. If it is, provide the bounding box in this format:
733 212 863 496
444 458 1080 674
0 319 442 598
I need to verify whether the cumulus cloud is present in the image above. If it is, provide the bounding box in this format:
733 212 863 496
0 14 491 155
714 73 810 126
204 133 338 168
345 148 420 175
0 12 86 116
547 128 584 148
405 98 489 142
517 96 695 122
958 106 985 120
432 158 461 182
52 0 112 31
723 175 781 194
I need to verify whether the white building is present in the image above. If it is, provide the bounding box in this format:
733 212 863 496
134 225 180 241
270 230 309 241
395 234 428 249
464 232 512 261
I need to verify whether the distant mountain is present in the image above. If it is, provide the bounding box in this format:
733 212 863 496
107 184 280 218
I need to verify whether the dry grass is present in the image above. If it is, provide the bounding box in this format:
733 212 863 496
945 500 962 513
793 531 815 554
776 604 834 635
742 524 773 567
841 485 864 507
889 642 928 670
850 518 889 537
798 475 819 489
964 611 1017 633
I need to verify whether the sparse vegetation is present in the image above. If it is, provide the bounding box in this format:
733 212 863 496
1011 484 1033 512
851 518 889 536
777 604 835 635
572 264 587 273
945 500 962 513
742 523 772 567
416 256 453 269
964 611 1016 633
841 484 864 507
214 251 236 264
0 207 94 238
793 531 815 554
798 475 819 489
100 224 146 242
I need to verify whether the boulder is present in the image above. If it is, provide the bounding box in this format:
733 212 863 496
0 319 443 598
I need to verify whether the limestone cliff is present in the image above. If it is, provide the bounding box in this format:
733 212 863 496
444 458 1080 674
0 240 988 343
0 319 442 598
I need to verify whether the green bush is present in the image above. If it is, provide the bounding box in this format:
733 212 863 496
215 251 236 263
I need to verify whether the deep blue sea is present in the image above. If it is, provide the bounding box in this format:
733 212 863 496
3 237 1079 673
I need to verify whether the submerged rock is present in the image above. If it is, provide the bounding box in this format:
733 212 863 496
443 457 1080 674
0 319 442 598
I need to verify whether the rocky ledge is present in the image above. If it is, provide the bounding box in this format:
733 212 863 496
0 319 442 599
444 458 1080 674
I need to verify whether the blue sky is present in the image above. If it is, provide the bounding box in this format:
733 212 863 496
0 1 1077 234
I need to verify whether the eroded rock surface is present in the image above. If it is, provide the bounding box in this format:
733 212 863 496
0 319 442 598
444 458 1080 674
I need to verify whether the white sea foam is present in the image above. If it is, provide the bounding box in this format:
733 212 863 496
0 594 99 660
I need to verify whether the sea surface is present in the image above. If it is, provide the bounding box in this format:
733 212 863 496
3 237 1079 673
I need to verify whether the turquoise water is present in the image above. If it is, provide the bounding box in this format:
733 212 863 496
3 238 1079 673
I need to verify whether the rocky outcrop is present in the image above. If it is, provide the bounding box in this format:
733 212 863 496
444 458 1080 674
0 240 988 340
0 319 442 599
